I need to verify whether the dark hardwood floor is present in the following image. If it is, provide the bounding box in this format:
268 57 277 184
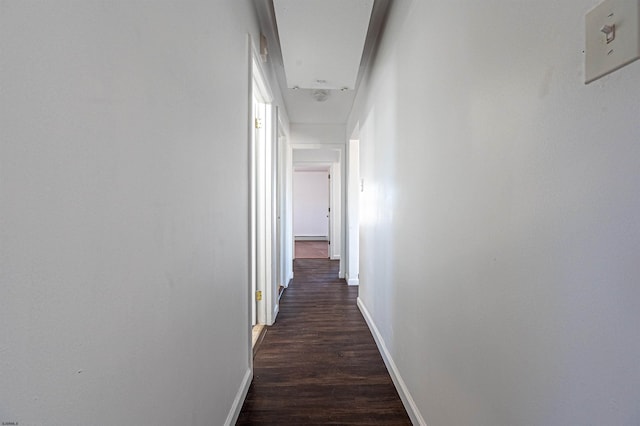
237 259 411 425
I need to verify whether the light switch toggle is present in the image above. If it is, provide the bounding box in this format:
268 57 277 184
601 24 615 43
585 0 640 84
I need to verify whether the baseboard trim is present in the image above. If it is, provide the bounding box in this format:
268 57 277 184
252 326 267 357
295 236 329 241
347 278 359 286
224 367 252 426
357 297 427 426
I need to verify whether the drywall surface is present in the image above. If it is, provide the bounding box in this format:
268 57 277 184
293 171 330 238
350 0 640 425
293 148 340 163
0 2 268 424
347 139 360 285
291 123 346 145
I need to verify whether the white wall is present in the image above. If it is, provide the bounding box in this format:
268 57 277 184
293 147 340 163
346 139 360 285
290 123 346 145
328 162 343 261
282 136 295 285
293 170 329 238
0 2 273 424
350 1 640 425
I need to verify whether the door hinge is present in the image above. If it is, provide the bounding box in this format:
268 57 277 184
255 290 262 301
255 118 262 129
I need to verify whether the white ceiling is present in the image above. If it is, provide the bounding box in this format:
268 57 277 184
283 88 355 123
253 0 390 124
273 0 374 91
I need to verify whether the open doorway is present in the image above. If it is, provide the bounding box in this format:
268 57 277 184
293 167 330 259
290 145 345 276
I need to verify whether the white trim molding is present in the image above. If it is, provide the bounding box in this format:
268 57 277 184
224 367 252 426
357 297 427 426
295 235 329 241
345 273 359 286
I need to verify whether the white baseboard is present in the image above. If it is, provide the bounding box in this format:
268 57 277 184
345 273 359 286
330 255 341 260
357 297 427 426
295 236 328 241
224 367 252 426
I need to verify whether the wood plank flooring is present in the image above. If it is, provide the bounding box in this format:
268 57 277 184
295 240 329 259
237 259 411 425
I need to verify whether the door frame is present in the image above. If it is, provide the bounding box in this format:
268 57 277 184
291 143 346 278
292 165 332 249
250 43 279 329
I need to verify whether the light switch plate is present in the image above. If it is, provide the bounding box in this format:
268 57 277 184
585 0 640 84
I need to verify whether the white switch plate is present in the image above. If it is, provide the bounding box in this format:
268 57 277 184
585 0 640 84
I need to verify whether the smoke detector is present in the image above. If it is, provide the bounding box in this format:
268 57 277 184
312 89 330 102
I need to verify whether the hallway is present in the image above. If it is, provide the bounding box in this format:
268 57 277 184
237 259 411 425
3 1 640 424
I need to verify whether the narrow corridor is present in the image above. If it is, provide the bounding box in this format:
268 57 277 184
237 259 411 425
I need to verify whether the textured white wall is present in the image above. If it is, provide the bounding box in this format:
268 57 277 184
292 148 340 163
350 1 640 425
347 139 360 285
293 171 330 238
290 123 346 145
0 2 269 424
